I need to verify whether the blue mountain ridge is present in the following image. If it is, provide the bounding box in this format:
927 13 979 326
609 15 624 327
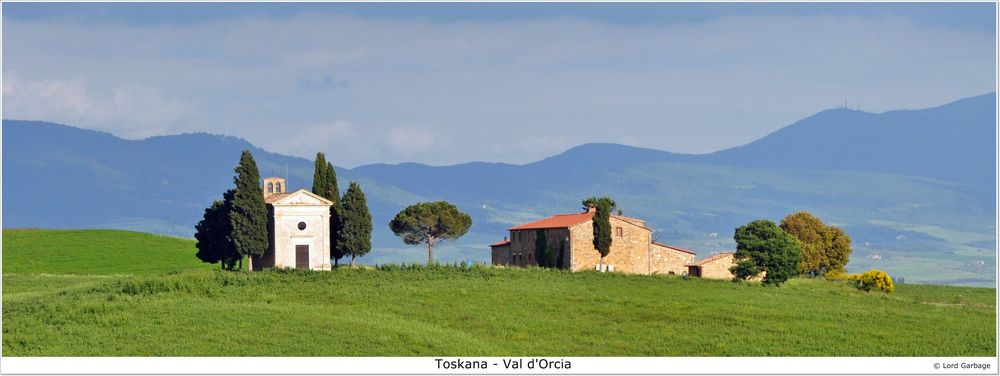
3 92 995 285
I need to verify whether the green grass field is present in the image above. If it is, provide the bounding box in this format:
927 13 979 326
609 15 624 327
2 229 996 356
3 229 214 275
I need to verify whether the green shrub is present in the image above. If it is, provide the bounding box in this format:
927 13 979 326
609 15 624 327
846 269 894 294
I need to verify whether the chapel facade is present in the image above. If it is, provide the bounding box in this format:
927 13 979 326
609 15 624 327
251 177 333 271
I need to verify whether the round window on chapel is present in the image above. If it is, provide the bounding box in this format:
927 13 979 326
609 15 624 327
297 222 307 231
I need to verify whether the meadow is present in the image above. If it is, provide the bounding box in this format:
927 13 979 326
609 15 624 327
2 229 996 356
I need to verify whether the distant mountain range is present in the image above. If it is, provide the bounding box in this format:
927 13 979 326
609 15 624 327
3 93 995 286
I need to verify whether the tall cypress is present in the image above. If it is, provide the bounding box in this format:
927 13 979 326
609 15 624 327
312 152 328 195
534 229 549 267
229 150 269 270
325 162 345 266
585 196 616 270
338 182 372 267
556 239 566 269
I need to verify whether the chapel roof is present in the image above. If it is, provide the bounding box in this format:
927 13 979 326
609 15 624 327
264 189 334 206
264 192 293 204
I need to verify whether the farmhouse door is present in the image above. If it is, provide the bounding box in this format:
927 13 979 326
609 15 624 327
688 266 701 278
295 245 309 269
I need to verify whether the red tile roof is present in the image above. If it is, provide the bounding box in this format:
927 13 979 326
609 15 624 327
651 242 697 255
489 240 511 247
687 252 734 266
509 212 595 230
508 210 657 231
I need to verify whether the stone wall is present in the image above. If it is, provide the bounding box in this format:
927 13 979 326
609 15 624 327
509 228 571 267
491 244 511 265
649 244 695 275
698 254 736 279
568 216 652 274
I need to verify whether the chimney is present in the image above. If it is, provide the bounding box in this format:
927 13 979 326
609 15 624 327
586 204 597 213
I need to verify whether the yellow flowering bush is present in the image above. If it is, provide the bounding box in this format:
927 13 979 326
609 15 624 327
846 269 894 294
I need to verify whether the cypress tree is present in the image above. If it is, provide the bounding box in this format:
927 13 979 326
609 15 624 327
556 239 566 269
534 229 549 267
583 196 616 270
229 150 269 270
312 152 328 196
311 155 346 266
325 162 345 266
593 203 612 269
338 182 372 267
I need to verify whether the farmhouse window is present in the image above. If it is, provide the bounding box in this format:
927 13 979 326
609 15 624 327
615 227 623 238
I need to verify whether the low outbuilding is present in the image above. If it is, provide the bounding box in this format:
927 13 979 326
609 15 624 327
686 252 736 279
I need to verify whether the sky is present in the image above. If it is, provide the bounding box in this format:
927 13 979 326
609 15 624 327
3 3 996 167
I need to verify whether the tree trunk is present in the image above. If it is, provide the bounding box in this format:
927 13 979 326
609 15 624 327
334 258 339 268
599 256 605 272
351 254 357 268
427 241 434 266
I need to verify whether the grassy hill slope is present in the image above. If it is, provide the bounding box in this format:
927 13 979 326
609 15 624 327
3 268 994 356
2 230 994 356
3 229 213 275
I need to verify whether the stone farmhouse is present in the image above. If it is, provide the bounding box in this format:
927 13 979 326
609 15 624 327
686 252 736 279
490 206 697 275
250 177 334 271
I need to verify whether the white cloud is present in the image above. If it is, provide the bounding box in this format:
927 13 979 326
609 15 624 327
2 11 993 166
272 120 356 155
3 74 198 138
384 125 434 158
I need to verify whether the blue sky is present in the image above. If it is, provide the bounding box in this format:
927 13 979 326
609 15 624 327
3 3 996 166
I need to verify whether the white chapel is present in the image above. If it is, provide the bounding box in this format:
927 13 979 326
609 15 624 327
251 176 333 271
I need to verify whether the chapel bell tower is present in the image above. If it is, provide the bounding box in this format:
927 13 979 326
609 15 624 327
263 177 286 197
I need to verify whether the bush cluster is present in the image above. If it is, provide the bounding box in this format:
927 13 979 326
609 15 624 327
844 269 894 294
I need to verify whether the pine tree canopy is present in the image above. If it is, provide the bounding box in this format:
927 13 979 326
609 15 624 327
389 201 471 265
